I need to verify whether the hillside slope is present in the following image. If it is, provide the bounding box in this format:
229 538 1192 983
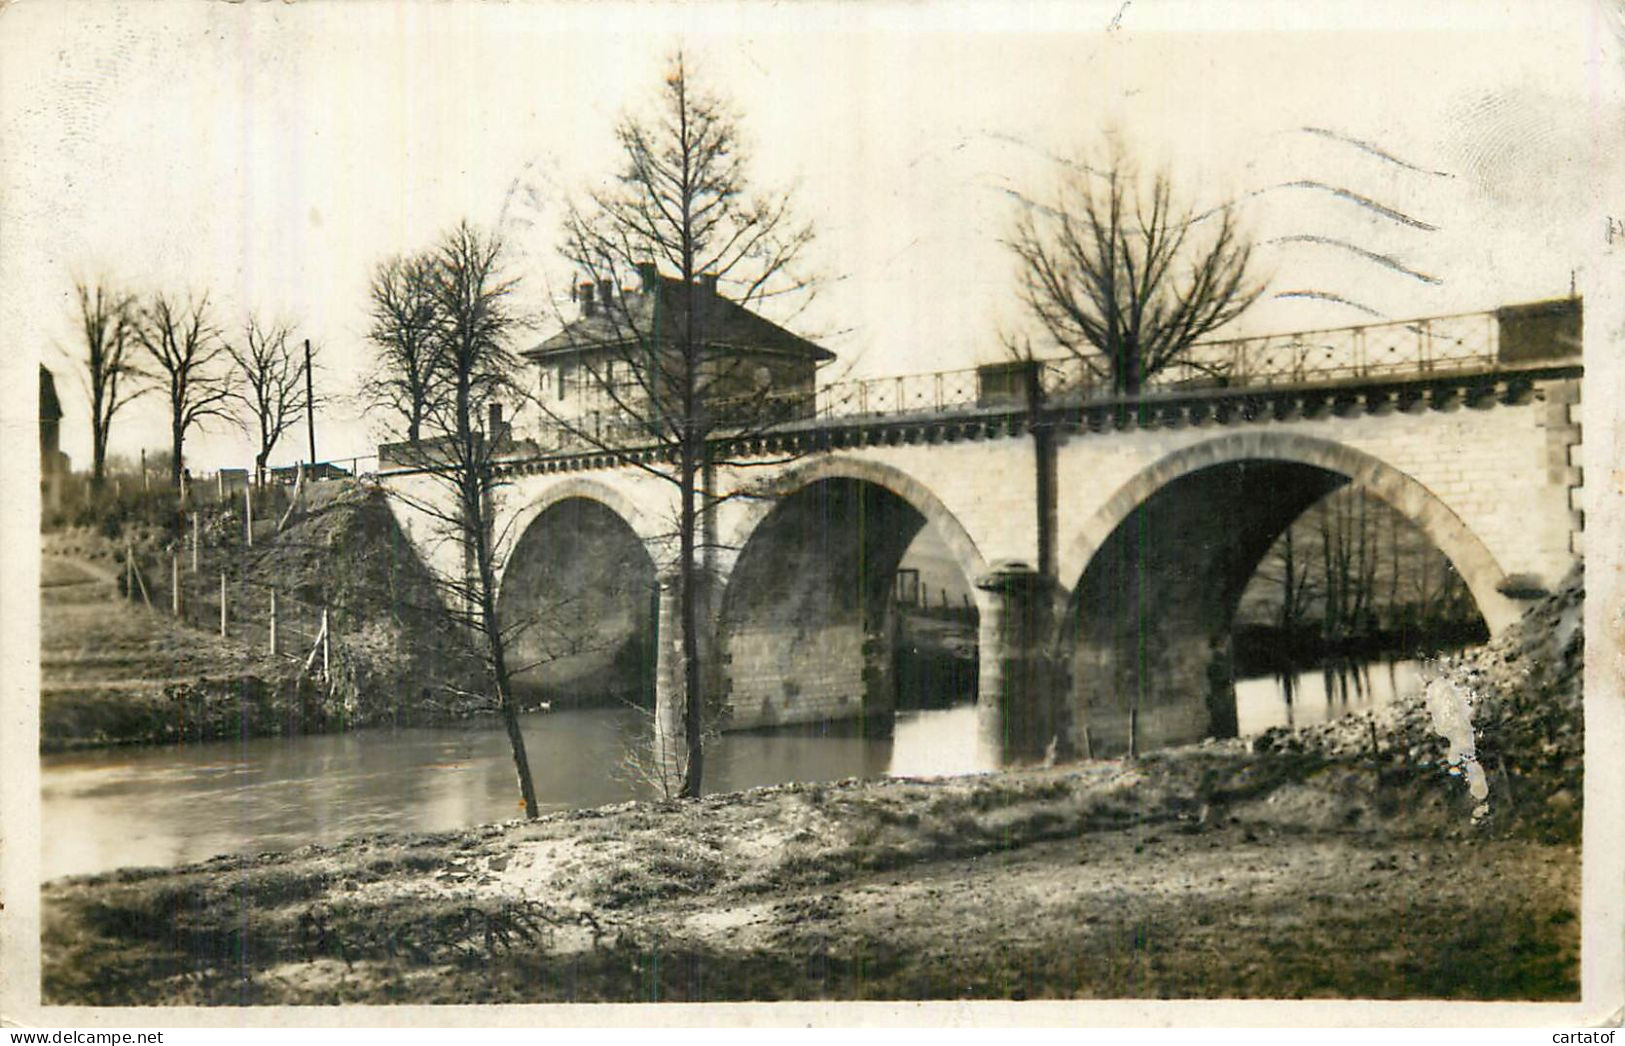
40 482 485 750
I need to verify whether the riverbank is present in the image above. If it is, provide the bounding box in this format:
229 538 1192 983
39 561 319 752
41 568 1584 1003
40 482 486 752
39 750 1580 1004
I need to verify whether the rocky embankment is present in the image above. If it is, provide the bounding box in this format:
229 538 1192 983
1253 564 1583 841
40 570 1584 1004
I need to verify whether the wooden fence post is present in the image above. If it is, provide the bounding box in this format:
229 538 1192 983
171 555 181 617
217 472 225 499
1128 708 1140 760
125 540 134 602
132 561 152 608
269 588 278 656
245 483 254 548
191 512 200 573
219 572 228 637
320 608 330 679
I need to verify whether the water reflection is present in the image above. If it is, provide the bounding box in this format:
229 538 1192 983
1234 658 1420 737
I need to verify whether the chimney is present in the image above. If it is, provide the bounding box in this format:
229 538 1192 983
578 281 595 318
598 279 614 310
488 402 504 439
636 262 659 293
699 273 718 296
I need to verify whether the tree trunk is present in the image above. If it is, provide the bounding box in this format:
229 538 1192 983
1279 528 1297 632
91 431 108 494
474 436 538 817
678 449 704 799
478 514 539 819
170 421 184 490
458 357 538 818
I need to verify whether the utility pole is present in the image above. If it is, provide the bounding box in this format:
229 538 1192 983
304 338 317 467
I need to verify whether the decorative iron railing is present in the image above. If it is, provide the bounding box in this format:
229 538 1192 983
804 309 1509 421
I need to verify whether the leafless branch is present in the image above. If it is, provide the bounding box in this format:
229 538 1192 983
229 316 313 484
72 280 147 490
1007 141 1266 395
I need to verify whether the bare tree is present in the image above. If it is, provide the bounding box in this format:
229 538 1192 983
1244 486 1487 651
72 281 144 493
1008 144 1264 396
388 221 541 818
364 254 444 444
1255 525 1317 635
545 53 817 798
229 317 312 486
134 292 236 489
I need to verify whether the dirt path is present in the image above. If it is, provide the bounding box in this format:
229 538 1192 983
42 553 120 589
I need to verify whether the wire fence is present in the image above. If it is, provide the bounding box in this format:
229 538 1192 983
108 468 383 685
183 456 382 505
121 533 336 675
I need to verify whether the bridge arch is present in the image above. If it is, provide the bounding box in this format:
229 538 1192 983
1058 430 1516 756
496 479 661 708
715 454 989 731
499 475 664 591
721 454 990 592
1058 431 1518 633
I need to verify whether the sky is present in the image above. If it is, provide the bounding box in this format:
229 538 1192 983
3 0 1621 474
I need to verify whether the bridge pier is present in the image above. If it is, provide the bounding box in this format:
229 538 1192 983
1071 630 1236 757
976 562 1071 763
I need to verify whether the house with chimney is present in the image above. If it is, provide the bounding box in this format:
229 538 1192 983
521 262 833 448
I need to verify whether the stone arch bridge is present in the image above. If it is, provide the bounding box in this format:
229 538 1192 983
380 304 1583 760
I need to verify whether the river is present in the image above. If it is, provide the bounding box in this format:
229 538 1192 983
39 658 1424 880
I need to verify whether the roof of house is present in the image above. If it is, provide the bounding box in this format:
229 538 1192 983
526 273 834 364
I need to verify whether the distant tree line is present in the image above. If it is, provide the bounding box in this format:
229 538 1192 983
66 281 320 495
1236 486 1484 670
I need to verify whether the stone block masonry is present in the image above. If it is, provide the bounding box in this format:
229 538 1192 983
386 363 1582 754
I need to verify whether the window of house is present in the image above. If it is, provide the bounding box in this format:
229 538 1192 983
559 363 571 400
